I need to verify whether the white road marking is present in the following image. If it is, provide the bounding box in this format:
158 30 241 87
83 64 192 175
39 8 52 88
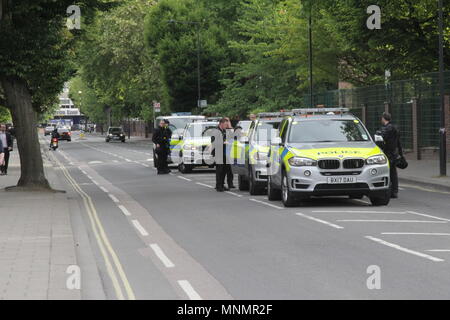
177 280 202 300
427 249 450 252
225 191 243 198
108 194 120 203
91 180 99 185
177 176 192 182
406 211 450 222
312 210 406 214
141 164 150 168
118 205 132 216
382 232 450 236
131 220 149 236
99 186 108 193
147 159 154 162
365 236 444 262
125 159 132 162
88 161 103 164
150 244 175 268
249 199 284 210
295 213 344 229
196 182 214 189
338 220 447 223
87 175 93 179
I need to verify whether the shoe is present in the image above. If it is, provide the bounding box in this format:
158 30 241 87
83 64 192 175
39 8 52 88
391 193 398 199
228 184 236 189
223 187 230 191
216 187 224 192
157 171 169 175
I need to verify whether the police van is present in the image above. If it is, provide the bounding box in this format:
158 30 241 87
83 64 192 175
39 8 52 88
231 113 289 195
266 108 391 207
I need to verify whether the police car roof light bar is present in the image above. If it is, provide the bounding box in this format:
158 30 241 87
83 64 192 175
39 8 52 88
257 112 293 118
292 108 350 115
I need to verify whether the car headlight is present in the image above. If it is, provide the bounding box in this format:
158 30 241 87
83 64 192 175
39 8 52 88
288 157 317 167
366 154 387 165
254 152 268 161
108 134 112 137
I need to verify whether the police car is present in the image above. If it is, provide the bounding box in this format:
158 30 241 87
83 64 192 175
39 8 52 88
152 115 205 167
266 108 391 207
231 113 287 195
171 121 218 173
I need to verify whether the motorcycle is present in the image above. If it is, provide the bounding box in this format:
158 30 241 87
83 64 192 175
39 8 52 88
50 137 59 151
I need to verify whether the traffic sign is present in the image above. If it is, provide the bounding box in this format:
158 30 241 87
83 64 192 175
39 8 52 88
153 102 161 113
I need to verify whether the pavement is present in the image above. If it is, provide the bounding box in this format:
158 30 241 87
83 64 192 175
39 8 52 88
1 131 450 300
0 149 81 299
398 159 450 192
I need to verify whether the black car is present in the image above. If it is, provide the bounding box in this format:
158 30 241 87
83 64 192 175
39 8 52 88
106 127 126 142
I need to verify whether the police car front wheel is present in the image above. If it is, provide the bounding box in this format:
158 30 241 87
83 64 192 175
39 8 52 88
282 171 299 207
369 190 391 206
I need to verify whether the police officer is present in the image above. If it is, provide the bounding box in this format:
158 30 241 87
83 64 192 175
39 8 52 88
378 112 403 199
213 118 232 192
152 119 172 174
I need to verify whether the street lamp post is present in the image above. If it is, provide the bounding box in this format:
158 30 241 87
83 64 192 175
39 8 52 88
438 0 447 176
308 4 313 108
168 19 202 108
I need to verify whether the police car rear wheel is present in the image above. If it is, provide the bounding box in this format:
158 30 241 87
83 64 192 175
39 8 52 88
178 162 193 174
267 175 281 201
281 171 297 207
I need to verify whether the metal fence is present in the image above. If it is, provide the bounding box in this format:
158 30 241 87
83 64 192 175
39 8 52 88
301 71 450 154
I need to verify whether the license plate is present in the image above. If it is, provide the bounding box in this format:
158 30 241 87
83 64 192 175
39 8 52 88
327 176 356 184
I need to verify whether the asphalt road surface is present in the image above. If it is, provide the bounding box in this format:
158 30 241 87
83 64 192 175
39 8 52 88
45 133 450 300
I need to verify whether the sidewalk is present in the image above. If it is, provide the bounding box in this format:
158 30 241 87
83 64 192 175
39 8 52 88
0 151 80 300
398 159 450 192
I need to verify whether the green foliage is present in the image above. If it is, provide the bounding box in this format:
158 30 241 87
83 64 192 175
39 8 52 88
0 106 11 123
75 0 163 124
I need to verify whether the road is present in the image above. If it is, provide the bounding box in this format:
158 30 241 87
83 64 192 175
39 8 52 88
44 132 450 300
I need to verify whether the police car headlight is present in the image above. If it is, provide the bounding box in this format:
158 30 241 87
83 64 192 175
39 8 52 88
288 157 317 167
254 152 268 161
366 155 387 165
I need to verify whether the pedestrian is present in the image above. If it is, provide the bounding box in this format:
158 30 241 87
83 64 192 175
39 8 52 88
213 118 232 192
0 123 13 176
249 113 257 121
152 119 172 175
224 117 235 189
378 112 403 199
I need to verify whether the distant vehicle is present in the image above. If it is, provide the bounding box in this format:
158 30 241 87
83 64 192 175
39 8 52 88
106 127 125 143
153 115 206 166
58 127 72 141
44 126 55 136
171 121 218 173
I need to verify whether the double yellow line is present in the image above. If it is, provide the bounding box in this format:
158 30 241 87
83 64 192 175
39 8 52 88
51 152 135 300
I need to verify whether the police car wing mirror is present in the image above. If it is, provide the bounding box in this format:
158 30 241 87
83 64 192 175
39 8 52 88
271 137 282 145
239 136 249 144
374 134 384 143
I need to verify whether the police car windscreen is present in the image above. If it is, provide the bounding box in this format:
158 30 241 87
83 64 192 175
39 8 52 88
289 120 370 143
255 122 280 142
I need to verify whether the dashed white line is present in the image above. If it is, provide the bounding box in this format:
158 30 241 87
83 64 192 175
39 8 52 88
312 210 406 214
131 220 149 236
338 219 447 223
365 236 444 262
296 212 344 229
406 211 450 222
196 182 214 189
427 249 450 252
177 280 202 300
225 191 243 198
118 205 132 216
150 244 175 268
177 176 192 182
108 194 120 203
249 198 284 210
99 186 108 193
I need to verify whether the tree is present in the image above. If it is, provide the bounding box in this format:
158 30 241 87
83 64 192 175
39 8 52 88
0 0 107 189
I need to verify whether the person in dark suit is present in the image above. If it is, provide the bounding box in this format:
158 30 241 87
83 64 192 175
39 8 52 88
0 123 13 175
378 112 403 199
152 119 172 174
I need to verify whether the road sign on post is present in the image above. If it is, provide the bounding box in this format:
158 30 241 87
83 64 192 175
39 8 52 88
198 100 207 108
153 102 161 113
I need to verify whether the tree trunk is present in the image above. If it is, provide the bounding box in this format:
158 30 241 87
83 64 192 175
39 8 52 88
1 76 50 190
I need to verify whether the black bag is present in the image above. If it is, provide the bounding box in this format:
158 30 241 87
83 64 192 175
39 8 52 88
395 155 408 169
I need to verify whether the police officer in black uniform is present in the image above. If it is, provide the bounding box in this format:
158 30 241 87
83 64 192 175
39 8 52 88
152 119 172 174
378 112 403 199
213 118 232 192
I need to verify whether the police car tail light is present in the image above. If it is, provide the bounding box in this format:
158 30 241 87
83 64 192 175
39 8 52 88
288 157 317 167
366 155 387 165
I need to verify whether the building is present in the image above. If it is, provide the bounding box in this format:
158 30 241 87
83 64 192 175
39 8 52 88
50 83 86 129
